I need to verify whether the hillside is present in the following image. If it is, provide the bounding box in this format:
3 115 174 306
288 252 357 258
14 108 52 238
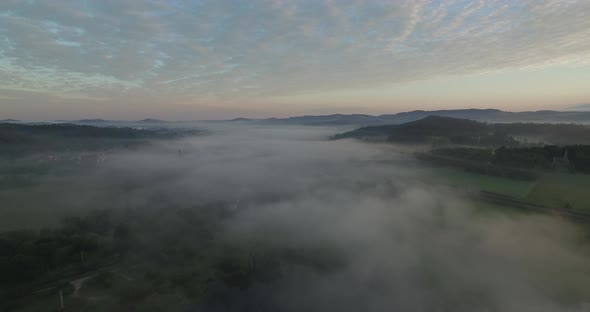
334 116 590 146
334 116 496 144
0 123 200 156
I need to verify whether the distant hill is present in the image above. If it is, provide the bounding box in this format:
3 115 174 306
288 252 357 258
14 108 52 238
138 118 168 123
0 123 166 139
230 109 590 126
262 114 383 126
0 123 201 156
59 118 169 125
334 116 503 145
45 109 590 127
229 113 388 126
334 116 590 146
75 119 111 123
0 119 20 123
230 118 252 122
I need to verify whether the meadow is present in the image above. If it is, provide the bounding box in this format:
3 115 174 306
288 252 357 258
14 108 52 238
430 167 536 198
430 167 590 212
527 173 590 211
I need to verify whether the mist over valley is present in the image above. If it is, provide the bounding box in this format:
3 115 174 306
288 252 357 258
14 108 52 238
2 120 590 311
2 0 590 310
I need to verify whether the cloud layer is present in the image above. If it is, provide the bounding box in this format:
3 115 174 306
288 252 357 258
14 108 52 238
1 0 590 117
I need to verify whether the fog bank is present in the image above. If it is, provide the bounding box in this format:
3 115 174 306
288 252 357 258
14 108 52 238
5 125 590 311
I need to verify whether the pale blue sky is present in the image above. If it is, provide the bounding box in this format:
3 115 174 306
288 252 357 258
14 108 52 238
1 0 589 120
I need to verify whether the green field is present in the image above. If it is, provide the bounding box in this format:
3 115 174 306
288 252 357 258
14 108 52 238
430 168 590 212
430 167 536 198
527 173 590 211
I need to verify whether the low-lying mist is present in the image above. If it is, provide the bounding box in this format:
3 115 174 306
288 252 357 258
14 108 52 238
4 125 590 311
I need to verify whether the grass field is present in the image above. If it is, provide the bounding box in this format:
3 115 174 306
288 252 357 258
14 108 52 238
430 167 536 198
527 173 590 211
430 167 590 212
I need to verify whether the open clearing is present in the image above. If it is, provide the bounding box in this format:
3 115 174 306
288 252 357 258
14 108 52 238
527 173 590 211
431 168 590 212
430 167 536 198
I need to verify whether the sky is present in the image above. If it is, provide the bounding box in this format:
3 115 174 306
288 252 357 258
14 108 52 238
1 0 590 120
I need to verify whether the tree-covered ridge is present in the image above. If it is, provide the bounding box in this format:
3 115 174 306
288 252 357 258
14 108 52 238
0 123 201 157
334 116 590 146
430 145 590 174
0 123 199 141
334 116 507 145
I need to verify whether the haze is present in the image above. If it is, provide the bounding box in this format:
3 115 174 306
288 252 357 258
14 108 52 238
2 0 590 120
3 125 590 311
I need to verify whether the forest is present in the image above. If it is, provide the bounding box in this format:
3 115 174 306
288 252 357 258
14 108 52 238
0 123 201 157
335 116 590 146
425 145 590 174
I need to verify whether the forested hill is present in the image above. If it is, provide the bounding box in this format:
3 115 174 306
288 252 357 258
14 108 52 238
0 123 200 156
334 116 590 146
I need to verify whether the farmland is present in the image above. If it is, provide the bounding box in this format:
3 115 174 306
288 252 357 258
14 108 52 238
430 167 536 198
430 167 590 212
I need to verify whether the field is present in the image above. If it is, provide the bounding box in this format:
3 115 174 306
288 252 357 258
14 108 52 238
527 173 590 211
430 167 536 197
430 167 590 212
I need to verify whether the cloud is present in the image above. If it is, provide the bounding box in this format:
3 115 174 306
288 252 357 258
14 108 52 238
1 0 589 112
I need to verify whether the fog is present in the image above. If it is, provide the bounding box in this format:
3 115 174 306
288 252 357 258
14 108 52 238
5 125 590 311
